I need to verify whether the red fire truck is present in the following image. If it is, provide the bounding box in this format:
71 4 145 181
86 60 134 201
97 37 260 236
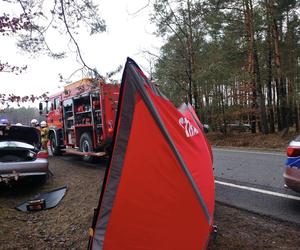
42 78 120 161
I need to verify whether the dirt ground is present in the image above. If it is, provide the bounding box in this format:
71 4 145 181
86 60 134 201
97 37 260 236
0 156 107 249
0 149 300 249
210 204 300 249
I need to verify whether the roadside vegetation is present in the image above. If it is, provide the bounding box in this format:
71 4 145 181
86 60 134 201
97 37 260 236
151 0 300 136
207 131 298 151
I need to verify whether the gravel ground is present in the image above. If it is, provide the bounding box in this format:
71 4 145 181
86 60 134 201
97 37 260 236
0 156 300 249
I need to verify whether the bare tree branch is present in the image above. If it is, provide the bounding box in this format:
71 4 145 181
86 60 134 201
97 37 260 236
127 0 151 16
60 0 104 80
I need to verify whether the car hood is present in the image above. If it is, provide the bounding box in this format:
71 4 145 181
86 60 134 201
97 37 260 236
0 125 41 148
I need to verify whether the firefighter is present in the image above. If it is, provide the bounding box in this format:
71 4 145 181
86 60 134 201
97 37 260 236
40 121 49 150
30 119 39 128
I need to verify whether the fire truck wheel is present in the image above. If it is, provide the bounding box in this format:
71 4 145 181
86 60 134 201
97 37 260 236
80 133 94 162
49 134 61 156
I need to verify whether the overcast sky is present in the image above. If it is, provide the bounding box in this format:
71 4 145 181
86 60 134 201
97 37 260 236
0 0 161 105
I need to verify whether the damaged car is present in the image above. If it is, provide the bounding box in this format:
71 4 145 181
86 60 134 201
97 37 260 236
0 124 49 183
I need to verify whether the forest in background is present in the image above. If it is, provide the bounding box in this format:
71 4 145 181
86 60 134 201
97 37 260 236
152 0 300 134
0 107 40 125
1 0 299 135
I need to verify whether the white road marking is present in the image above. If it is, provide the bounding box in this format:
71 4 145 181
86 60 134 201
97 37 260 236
215 180 300 201
213 148 284 156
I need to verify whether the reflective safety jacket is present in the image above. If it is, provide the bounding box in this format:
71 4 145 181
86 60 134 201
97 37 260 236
40 127 49 143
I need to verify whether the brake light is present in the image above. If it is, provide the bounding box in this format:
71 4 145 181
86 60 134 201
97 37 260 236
287 146 300 157
37 151 48 159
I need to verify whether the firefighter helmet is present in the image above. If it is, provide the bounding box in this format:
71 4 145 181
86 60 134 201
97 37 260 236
31 119 38 126
40 121 47 128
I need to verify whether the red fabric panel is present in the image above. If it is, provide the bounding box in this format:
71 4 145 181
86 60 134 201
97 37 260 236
103 97 210 250
149 91 215 217
181 104 213 164
187 104 202 127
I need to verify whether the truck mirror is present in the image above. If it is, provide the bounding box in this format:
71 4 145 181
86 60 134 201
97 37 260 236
39 102 43 113
45 100 49 114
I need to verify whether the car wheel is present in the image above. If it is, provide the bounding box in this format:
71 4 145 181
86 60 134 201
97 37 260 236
80 133 94 162
49 133 61 156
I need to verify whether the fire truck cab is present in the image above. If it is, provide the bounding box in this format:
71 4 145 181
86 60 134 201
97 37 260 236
45 78 119 161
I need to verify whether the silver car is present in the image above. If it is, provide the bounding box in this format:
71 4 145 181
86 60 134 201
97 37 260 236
0 124 49 183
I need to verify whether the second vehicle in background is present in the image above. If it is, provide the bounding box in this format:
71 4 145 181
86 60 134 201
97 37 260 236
41 78 120 162
220 121 251 133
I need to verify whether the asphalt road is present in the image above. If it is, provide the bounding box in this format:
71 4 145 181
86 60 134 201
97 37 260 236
213 148 300 224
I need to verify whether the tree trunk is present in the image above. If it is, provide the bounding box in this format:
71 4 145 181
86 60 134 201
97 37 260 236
266 2 275 133
254 43 269 134
275 79 282 130
220 90 227 135
295 104 299 132
269 0 288 131
244 0 258 133
186 0 199 115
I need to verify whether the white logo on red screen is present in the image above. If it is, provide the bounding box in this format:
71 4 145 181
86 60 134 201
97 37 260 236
178 117 199 138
